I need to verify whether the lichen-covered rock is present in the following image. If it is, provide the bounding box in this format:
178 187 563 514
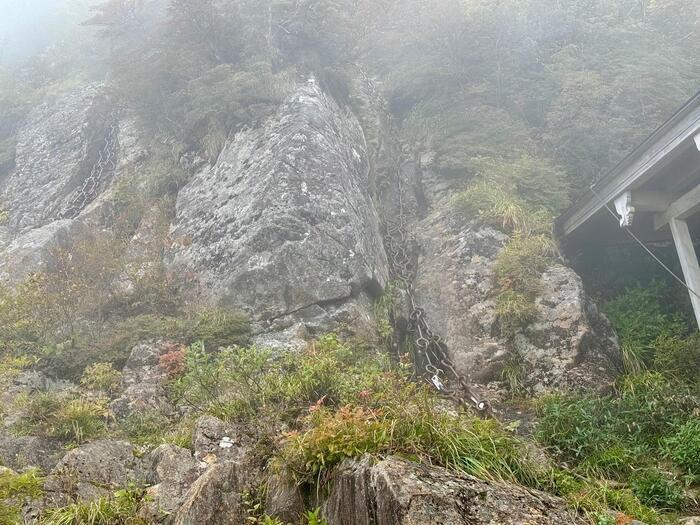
110 341 176 419
0 435 63 473
323 456 585 525
264 473 305 523
163 415 262 524
0 84 106 236
166 81 389 346
50 440 148 501
192 415 254 466
172 462 247 525
140 444 201 519
0 84 126 283
413 204 619 393
517 265 621 392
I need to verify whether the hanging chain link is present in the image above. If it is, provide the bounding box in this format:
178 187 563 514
384 157 489 414
61 107 121 220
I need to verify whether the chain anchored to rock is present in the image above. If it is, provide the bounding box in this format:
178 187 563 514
61 107 121 220
384 160 489 414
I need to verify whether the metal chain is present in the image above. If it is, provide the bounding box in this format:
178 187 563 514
384 157 489 414
61 108 121 220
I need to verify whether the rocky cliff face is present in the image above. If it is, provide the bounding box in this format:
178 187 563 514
0 78 624 524
413 199 620 395
166 82 389 345
0 83 149 283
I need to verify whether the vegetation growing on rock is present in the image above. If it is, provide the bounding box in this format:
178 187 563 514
0 0 699 524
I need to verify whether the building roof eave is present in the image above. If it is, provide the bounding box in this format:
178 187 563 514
557 90 700 238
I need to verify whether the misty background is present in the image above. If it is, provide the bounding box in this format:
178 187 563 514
0 0 92 64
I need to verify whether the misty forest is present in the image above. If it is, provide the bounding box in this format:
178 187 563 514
1 1 700 524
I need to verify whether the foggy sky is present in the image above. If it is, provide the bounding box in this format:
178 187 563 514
0 0 92 64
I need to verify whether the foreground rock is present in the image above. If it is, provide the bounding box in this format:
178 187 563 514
323 456 585 525
49 440 148 501
172 462 246 525
167 81 389 346
141 444 201 520
170 416 260 524
0 435 63 473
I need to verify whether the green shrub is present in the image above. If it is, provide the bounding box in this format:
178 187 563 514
536 373 697 476
630 469 686 510
535 371 699 518
80 363 122 396
171 334 392 424
653 334 700 383
663 419 700 479
278 381 540 487
604 283 688 352
42 309 251 380
119 410 193 449
188 308 251 350
0 468 43 525
561 481 660 524
39 486 148 524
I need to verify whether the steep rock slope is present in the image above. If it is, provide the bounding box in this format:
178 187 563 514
0 84 145 283
379 153 620 396
414 202 620 393
167 81 389 344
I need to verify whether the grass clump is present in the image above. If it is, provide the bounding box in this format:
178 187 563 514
119 411 194 450
80 363 122 396
279 398 539 486
14 393 109 445
663 418 700 480
495 291 540 339
603 283 689 354
652 334 700 384
494 235 556 295
629 469 686 511
453 181 557 342
39 486 148 525
492 235 556 338
0 468 44 525
453 182 540 235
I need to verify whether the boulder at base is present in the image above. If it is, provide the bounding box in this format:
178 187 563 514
323 456 585 525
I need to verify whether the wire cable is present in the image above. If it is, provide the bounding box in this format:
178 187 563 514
589 184 700 301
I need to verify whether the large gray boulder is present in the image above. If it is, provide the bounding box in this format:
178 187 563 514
49 439 148 501
413 205 620 394
172 461 245 525
0 435 63 473
166 81 389 346
323 456 586 525
140 444 202 520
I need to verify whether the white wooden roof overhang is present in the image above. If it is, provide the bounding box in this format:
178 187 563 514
557 91 700 328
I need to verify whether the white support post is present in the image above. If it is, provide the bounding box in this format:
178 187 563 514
670 217 700 330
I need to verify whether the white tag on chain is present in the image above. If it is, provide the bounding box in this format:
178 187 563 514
431 374 445 391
